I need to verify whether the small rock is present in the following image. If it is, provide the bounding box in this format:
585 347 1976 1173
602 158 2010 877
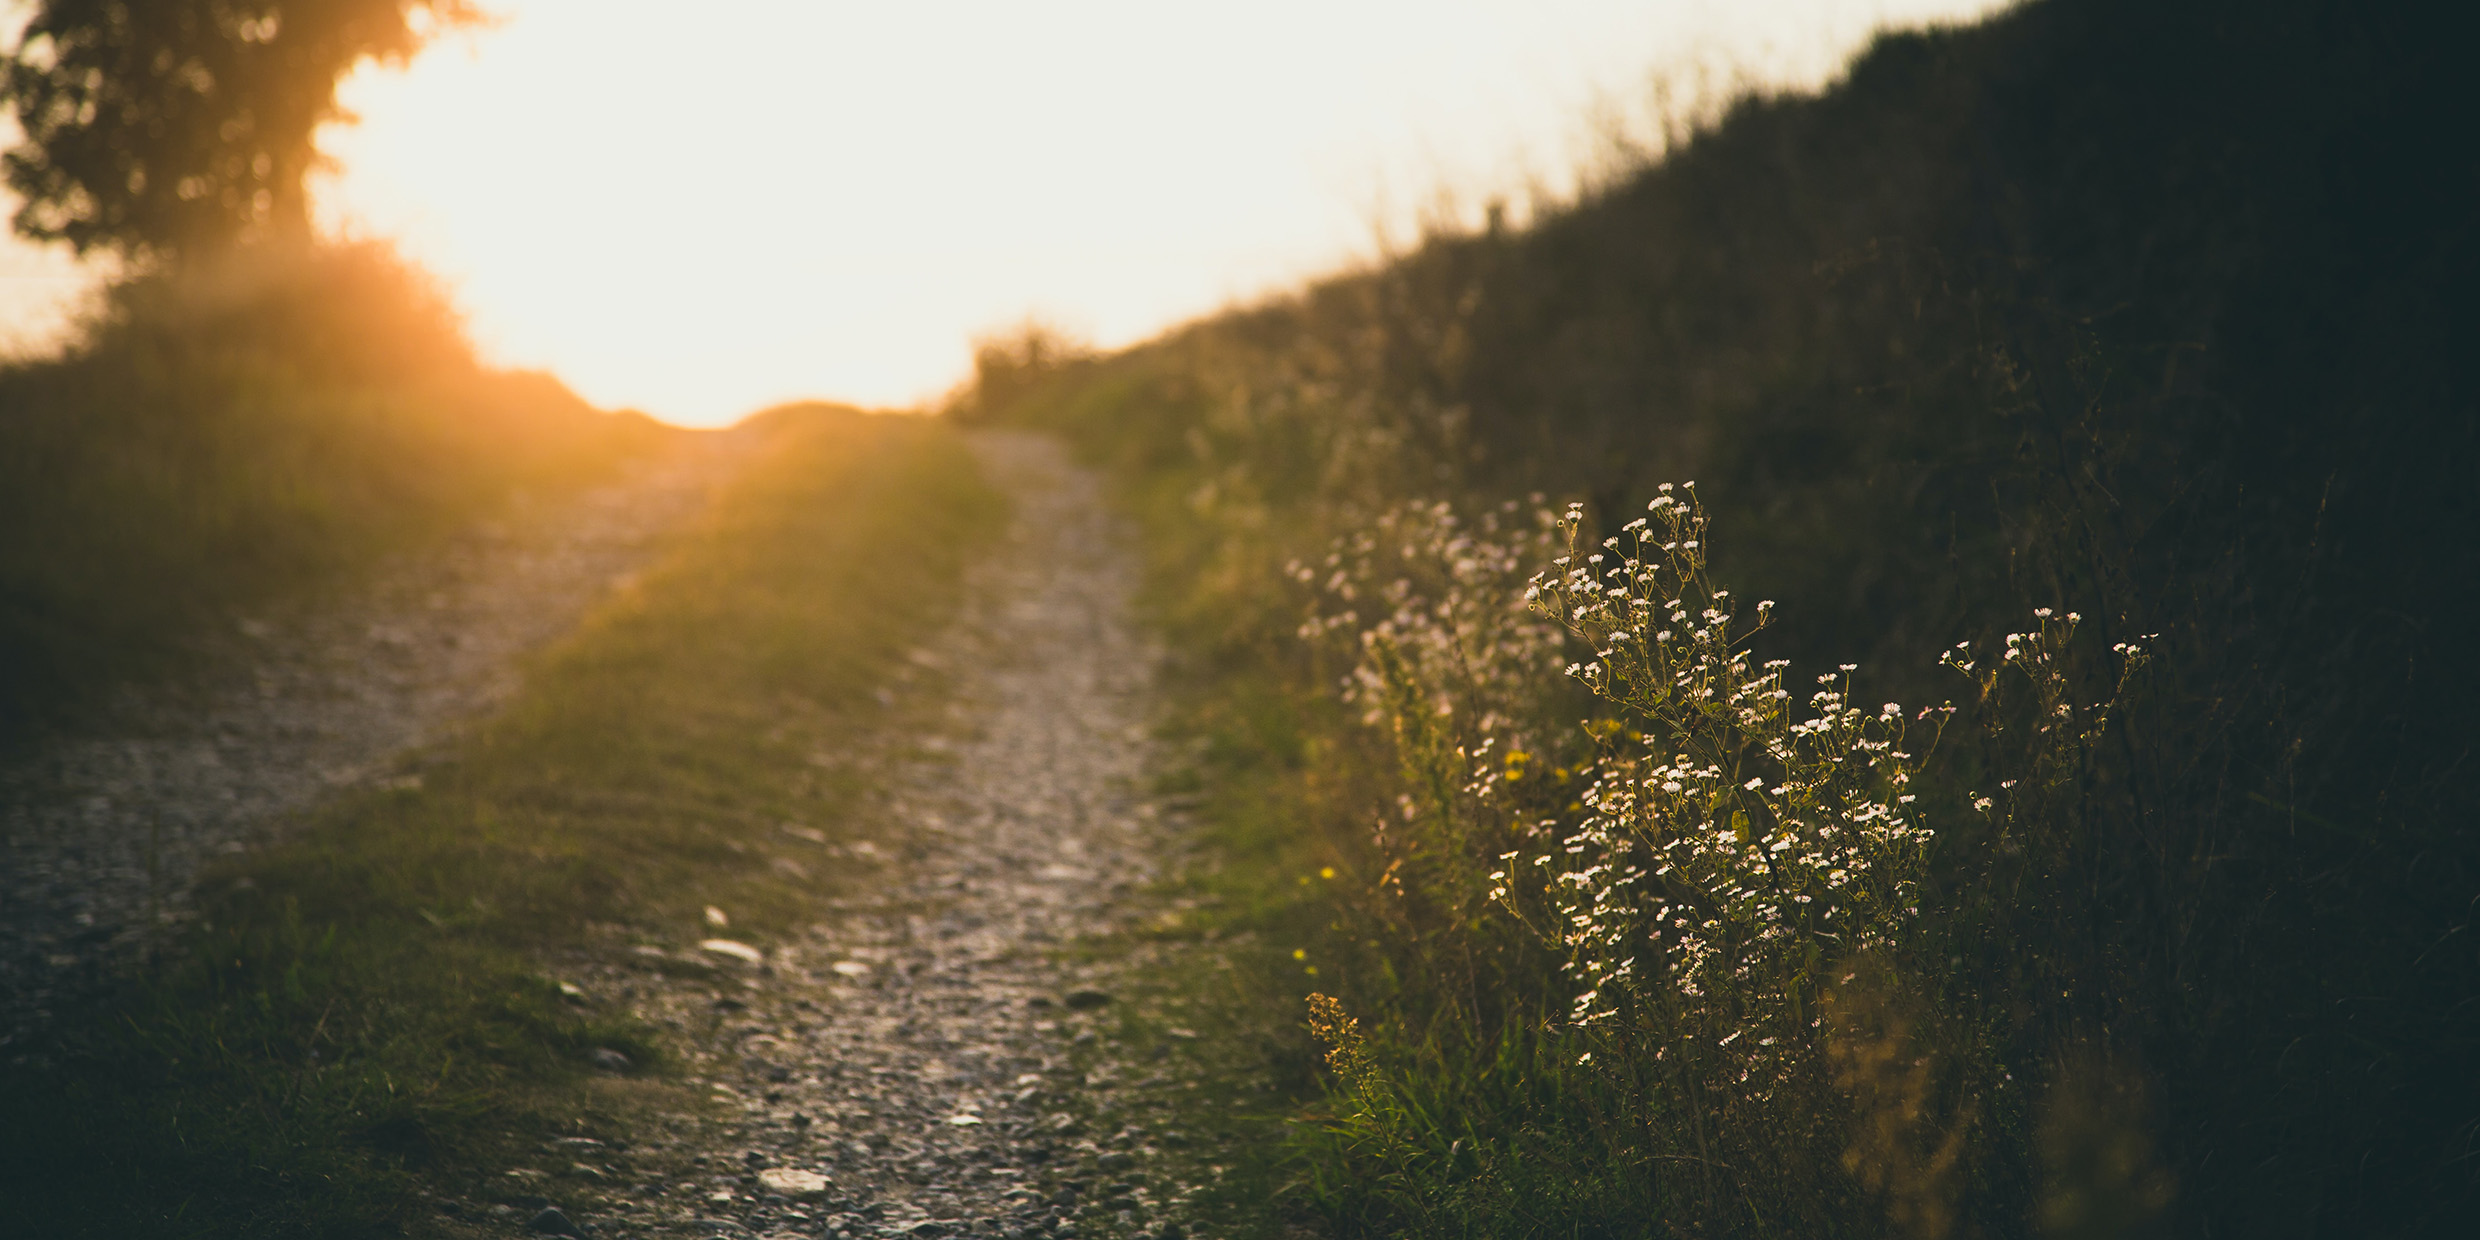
700 938 765 965
527 1205 584 1236
1096 1151 1135 1172
706 905 731 928
758 1167 831 1199
589 1047 632 1072
1062 989 1111 1011
831 960 873 978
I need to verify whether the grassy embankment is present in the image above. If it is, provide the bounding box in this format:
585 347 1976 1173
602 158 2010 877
0 408 1005 1236
0 243 669 740
961 0 2476 1236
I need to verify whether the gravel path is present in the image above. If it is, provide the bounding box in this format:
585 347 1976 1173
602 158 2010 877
0 437 745 1052
498 433 1199 1240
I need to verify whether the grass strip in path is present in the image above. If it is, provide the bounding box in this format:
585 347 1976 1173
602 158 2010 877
0 407 1004 1238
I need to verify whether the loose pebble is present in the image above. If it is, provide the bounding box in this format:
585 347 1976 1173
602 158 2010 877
526 1205 583 1236
757 1167 831 1198
699 939 765 965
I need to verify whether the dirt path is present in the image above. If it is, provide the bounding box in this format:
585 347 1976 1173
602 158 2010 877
525 433 1195 1240
0 436 747 1052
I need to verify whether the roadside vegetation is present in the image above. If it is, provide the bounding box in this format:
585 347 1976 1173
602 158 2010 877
0 409 1004 1236
0 0 644 739
0 243 668 739
956 0 2476 1236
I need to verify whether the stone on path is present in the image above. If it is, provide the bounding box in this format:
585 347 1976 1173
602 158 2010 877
526 1205 583 1236
698 938 765 964
756 1167 830 1199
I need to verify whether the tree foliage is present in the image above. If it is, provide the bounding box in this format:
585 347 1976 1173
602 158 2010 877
2 0 472 256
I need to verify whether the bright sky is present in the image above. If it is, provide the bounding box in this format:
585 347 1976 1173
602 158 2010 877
0 1 2010 426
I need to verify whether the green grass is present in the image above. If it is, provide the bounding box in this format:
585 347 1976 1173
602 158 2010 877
0 406 1005 1237
0 242 669 740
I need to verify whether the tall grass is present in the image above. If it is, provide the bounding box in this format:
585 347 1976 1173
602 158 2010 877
0 241 666 738
960 0 2478 1235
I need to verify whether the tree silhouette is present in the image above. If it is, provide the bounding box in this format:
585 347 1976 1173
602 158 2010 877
2 1 473 257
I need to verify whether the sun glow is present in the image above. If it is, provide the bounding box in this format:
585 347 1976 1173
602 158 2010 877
5 1 2011 425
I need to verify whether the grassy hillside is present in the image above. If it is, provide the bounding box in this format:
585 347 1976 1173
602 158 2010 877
960 0 2477 1235
0 242 668 739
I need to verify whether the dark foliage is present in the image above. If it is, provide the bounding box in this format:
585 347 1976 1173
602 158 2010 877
3 0 473 254
971 0 2479 1233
